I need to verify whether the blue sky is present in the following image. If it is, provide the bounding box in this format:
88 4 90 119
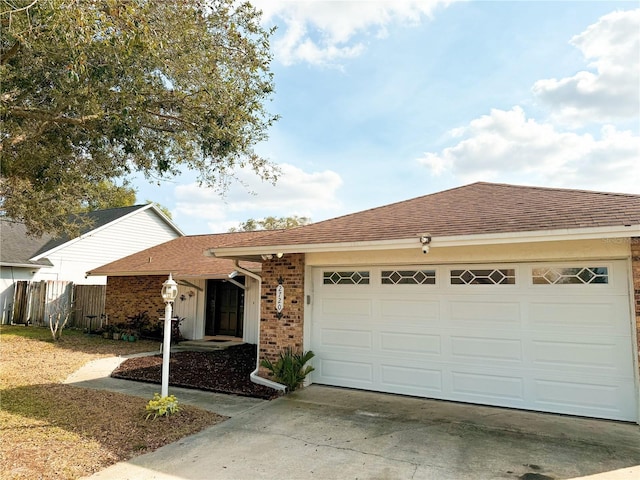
133 1 640 235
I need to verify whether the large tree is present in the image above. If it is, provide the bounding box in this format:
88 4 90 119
79 180 137 212
0 0 278 236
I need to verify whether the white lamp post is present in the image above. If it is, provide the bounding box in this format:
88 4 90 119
161 273 178 397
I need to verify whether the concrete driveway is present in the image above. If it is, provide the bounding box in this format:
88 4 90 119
84 384 639 480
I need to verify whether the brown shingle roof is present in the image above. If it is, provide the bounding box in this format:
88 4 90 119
88 231 264 277
216 182 640 250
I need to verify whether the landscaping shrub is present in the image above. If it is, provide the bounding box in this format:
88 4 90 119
260 348 315 392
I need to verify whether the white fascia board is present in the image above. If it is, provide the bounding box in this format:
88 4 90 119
147 203 185 236
1 262 52 269
86 270 232 279
434 225 640 247
86 270 168 277
210 224 640 257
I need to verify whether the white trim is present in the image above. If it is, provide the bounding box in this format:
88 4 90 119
211 225 640 258
30 204 184 261
625 257 640 424
0 262 52 269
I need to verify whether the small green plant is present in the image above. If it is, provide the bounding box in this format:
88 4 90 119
260 348 315 392
145 393 180 420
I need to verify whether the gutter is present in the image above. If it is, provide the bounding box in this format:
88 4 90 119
232 260 287 393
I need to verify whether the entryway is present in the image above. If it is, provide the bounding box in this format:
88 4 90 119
205 279 244 338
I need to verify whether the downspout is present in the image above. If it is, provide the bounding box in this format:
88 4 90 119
233 260 287 392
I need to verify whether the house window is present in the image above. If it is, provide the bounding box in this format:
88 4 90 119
532 267 608 285
323 271 370 285
381 270 436 285
450 269 515 285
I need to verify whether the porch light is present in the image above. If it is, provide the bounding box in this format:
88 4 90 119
160 273 178 398
162 273 178 302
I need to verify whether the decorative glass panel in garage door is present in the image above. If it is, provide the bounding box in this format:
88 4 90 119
450 268 516 285
323 271 370 285
532 266 608 284
381 270 436 285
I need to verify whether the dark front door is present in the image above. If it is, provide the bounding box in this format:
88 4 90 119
205 280 244 337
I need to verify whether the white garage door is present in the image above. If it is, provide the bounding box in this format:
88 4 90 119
310 261 637 421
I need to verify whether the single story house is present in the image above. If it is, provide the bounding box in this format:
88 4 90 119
208 182 640 423
86 232 265 342
0 204 183 324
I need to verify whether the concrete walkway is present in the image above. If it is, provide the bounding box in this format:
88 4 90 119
67 356 640 480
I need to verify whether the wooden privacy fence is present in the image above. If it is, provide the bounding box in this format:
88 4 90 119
11 281 106 329
74 284 107 330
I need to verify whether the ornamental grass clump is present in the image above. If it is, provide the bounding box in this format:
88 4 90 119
145 393 180 420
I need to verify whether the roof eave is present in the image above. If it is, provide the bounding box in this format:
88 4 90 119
87 269 260 278
1 262 53 269
210 224 640 257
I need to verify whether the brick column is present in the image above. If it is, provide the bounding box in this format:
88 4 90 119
258 254 305 371
631 238 640 375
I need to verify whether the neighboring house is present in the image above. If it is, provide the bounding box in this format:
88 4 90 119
0 204 183 323
86 232 266 343
208 182 640 423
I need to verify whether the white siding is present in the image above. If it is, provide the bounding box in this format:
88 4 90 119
32 209 180 285
0 266 36 323
243 276 260 344
173 280 206 340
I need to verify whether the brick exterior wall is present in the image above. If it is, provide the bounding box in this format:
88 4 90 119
632 237 640 375
258 254 305 373
105 276 166 326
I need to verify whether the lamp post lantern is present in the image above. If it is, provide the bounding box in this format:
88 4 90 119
161 273 178 397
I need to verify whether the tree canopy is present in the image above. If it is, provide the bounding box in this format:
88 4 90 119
1 0 278 236
229 215 312 232
79 180 137 212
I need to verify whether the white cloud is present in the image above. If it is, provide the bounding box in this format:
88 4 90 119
532 9 640 126
419 10 640 194
253 0 452 66
417 106 640 193
173 163 343 232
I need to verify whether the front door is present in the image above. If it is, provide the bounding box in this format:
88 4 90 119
205 280 244 337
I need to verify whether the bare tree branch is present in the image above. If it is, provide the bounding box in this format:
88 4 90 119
0 41 20 65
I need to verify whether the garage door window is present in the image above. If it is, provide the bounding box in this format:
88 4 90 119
381 270 436 285
323 271 370 285
532 266 608 285
450 268 516 285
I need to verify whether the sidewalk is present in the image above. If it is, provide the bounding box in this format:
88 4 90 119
63 353 266 417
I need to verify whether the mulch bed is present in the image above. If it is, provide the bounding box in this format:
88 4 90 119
111 343 281 400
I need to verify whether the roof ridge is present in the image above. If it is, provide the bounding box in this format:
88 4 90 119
474 181 640 198
183 230 269 239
